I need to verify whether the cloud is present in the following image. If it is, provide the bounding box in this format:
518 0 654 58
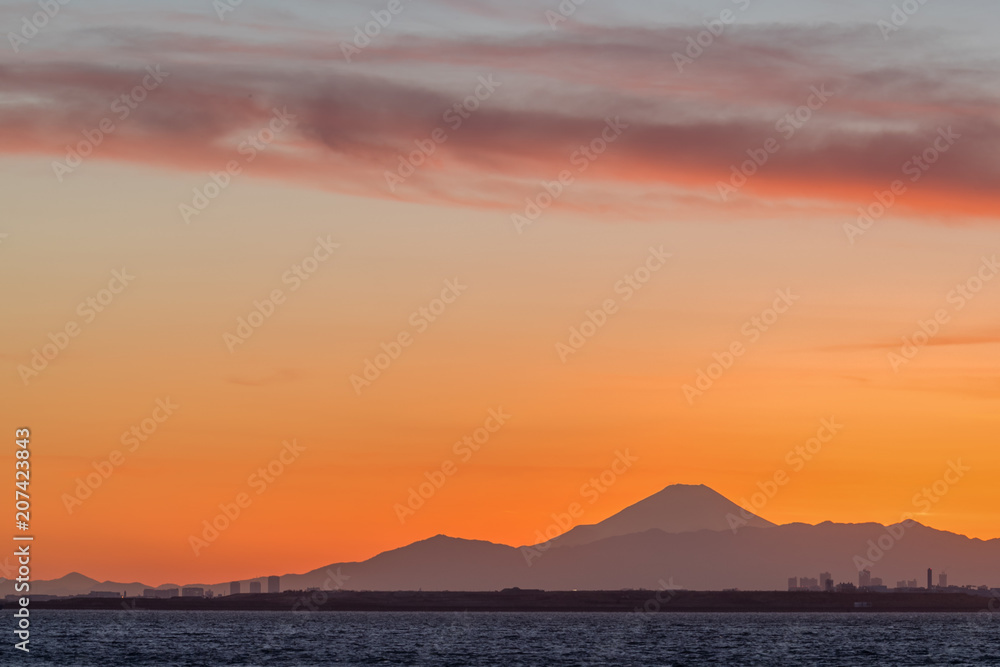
2 22 999 222
826 332 1000 351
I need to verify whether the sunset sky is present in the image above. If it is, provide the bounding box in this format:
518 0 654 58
2 0 999 586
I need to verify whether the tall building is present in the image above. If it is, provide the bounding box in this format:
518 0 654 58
230 581 241 596
859 569 871 588
787 577 798 591
927 568 933 590
820 573 832 591
268 576 280 594
870 577 883 587
939 572 948 588
800 577 819 590
250 581 262 594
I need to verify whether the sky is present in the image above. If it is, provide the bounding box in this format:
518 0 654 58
1 0 999 586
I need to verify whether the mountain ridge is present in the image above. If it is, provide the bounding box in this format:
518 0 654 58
15 484 999 596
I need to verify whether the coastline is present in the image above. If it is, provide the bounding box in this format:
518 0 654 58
18 590 998 613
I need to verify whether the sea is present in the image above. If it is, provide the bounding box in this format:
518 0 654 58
25 610 1000 665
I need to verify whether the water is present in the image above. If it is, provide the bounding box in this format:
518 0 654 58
26 610 1000 665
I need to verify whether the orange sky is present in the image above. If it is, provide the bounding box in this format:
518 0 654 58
2 1 999 586
2 159 998 586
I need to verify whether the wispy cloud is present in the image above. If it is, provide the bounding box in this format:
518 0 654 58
3 22 999 222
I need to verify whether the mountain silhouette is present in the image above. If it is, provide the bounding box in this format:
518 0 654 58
11 485 1000 595
547 483 774 548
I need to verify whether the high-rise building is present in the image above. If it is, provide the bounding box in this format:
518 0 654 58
250 581 262 594
268 576 280 594
859 569 872 588
820 573 832 591
939 572 948 588
871 577 883 587
787 577 798 591
907 579 918 588
927 568 933 590
799 577 819 590
230 581 241 596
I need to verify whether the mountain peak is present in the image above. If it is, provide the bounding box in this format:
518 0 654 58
544 483 775 549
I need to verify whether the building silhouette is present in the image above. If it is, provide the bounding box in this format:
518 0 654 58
144 588 179 599
859 569 871 588
250 581 262 594
927 568 933 590
268 576 280 594
230 581 241 596
820 572 833 591
787 577 798 591
939 572 948 588
181 587 204 598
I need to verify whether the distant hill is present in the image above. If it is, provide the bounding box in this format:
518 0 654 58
280 521 999 592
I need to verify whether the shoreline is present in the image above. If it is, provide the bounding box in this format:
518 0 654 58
17 590 999 613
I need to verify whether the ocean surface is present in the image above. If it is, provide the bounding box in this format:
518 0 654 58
25 610 1000 666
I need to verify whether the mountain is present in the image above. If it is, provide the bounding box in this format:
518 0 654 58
14 485 1000 595
547 483 774 548
279 521 999 592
